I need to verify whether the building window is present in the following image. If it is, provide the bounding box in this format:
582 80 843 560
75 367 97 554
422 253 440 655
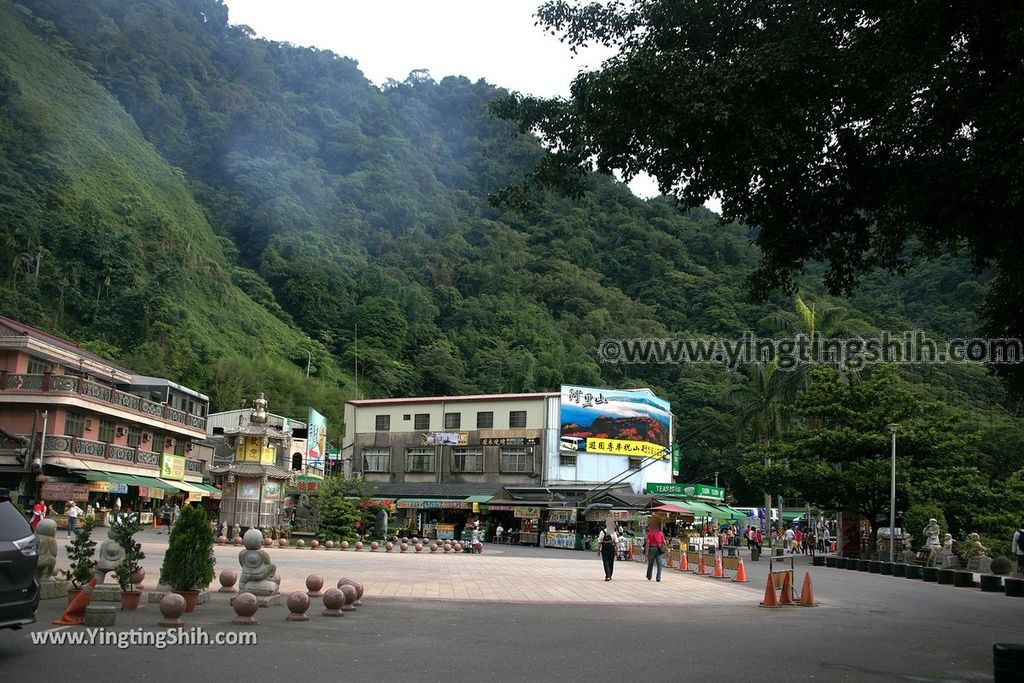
174 439 186 456
406 447 435 473
63 412 85 438
403 414 410 421
500 447 532 473
508 410 527 429
374 415 391 432
414 413 430 430
452 448 483 473
444 412 461 429
127 426 142 449
476 411 493 429
628 457 642 470
27 356 50 374
362 447 391 472
99 419 115 443
559 454 577 467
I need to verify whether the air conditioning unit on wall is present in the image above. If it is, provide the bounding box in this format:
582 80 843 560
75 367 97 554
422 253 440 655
115 427 127 437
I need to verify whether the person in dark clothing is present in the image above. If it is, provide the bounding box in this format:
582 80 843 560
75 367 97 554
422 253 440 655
597 523 618 581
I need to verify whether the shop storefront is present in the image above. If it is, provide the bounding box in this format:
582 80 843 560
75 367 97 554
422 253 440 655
514 505 542 545
544 507 579 549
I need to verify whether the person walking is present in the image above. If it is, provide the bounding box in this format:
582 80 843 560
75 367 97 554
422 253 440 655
645 522 666 582
821 527 831 553
65 500 82 538
1013 522 1024 577
494 523 504 543
598 522 618 581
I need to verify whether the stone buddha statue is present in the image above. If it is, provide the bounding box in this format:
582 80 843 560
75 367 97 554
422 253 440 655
923 519 941 550
35 518 58 581
95 526 125 584
238 528 278 596
967 532 989 559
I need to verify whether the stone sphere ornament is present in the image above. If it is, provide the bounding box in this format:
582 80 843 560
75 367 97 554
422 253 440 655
415 543 423 552
385 542 394 552
325 540 334 550
264 536 273 547
349 579 364 605
218 569 239 593
296 539 305 549
233 536 242 546
311 539 319 550
278 538 288 548
217 535 227 545
231 592 259 625
158 593 186 627
286 591 310 622
322 588 345 617
430 543 438 552
370 541 379 551
337 576 356 590
338 584 357 611
401 543 408 552
412 537 419 545
341 540 350 550
355 541 363 551
305 574 324 597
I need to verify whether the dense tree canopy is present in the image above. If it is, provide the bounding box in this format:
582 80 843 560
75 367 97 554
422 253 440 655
493 0 1024 393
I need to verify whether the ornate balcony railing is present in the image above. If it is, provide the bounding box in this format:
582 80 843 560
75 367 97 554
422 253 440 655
0 372 206 432
185 458 204 474
40 434 162 469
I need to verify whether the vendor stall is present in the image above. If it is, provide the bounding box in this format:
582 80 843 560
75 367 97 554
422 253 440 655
544 508 579 549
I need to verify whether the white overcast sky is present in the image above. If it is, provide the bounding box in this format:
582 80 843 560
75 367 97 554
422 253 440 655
222 0 723 209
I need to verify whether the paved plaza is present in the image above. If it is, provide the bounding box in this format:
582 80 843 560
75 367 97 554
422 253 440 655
1 531 1021 682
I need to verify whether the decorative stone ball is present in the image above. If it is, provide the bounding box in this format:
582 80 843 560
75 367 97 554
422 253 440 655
321 588 345 617
217 535 226 545
286 591 311 621
370 541 379 551
337 576 356 590
158 592 186 627
231 592 259 625
443 543 452 553
263 536 273 547
341 540 350 550
355 541 363 551
311 539 319 550
991 557 1013 575
296 539 305 549
130 567 145 586
430 543 438 552
233 536 242 546
402 537 409 544
338 584 357 611
385 542 394 552
415 543 423 552
349 579 364 604
278 538 288 548
455 542 462 551
218 569 239 593
325 540 334 550
412 537 419 545
305 574 324 596
400 543 408 552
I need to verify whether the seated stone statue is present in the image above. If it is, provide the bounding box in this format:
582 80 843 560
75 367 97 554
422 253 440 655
238 528 278 596
35 518 58 581
95 527 125 584
967 532 989 559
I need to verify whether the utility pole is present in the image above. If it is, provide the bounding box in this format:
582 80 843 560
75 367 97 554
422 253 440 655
888 423 898 563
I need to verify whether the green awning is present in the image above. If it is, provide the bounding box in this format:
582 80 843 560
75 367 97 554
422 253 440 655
657 497 722 518
78 471 136 486
132 476 180 493
781 511 805 522
708 504 748 521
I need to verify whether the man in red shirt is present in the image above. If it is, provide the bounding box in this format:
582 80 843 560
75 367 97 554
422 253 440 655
645 522 666 582
30 498 46 532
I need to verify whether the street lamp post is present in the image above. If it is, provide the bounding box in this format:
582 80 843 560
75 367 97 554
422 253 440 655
888 423 898 563
303 349 312 378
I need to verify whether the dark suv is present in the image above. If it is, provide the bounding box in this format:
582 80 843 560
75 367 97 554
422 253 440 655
0 488 39 630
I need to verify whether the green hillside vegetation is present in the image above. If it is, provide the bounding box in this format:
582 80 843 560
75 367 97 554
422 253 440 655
0 0 1021 548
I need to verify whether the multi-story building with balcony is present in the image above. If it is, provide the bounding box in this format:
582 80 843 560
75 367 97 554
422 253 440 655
0 315 219 520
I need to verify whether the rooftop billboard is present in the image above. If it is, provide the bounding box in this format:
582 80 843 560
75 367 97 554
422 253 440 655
559 385 671 458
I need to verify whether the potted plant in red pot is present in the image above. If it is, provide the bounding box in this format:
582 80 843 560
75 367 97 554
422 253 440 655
112 515 145 610
158 504 215 612
62 516 96 603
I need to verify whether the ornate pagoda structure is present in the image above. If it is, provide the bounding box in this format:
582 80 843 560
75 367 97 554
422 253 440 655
210 393 293 532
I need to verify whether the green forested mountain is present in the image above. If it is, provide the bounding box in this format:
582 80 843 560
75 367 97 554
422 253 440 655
0 0 1021 508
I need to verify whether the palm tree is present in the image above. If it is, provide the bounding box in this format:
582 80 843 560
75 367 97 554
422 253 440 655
760 295 869 382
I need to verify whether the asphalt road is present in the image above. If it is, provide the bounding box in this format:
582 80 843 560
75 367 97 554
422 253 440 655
2 536 1020 682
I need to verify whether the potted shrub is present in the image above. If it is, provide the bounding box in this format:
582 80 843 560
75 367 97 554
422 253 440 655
112 515 145 610
158 505 215 612
62 516 97 602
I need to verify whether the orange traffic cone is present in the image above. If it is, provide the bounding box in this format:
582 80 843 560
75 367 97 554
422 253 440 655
778 571 795 606
732 558 750 583
53 576 97 626
759 574 779 608
798 572 818 606
695 554 707 575
710 555 725 578
665 550 675 569
679 551 689 572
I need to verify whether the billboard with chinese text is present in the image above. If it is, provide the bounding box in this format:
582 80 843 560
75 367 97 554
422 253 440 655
307 408 327 466
560 385 671 457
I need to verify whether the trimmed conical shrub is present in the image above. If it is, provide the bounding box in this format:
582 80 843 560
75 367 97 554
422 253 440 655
159 504 215 591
